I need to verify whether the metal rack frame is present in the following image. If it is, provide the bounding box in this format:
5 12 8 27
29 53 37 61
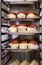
1 0 43 65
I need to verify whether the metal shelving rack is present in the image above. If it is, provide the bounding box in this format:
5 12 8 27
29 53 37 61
1 0 42 65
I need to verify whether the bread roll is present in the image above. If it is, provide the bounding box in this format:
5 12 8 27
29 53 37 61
9 60 20 65
21 60 29 65
17 12 26 18
19 40 28 49
7 12 16 18
27 12 39 18
30 60 39 65
18 24 27 32
8 25 17 32
9 40 19 49
28 40 39 49
13 60 20 65
27 24 37 32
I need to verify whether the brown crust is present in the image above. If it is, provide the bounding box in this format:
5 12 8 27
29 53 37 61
18 24 26 26
21 40 27 43
27 11 39 16
28 24 37 28
17 11 26 14
8 11 16 15
30 40 37 45
11 40 19 44
10 25 17 27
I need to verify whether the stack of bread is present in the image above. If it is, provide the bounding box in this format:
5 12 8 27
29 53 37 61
28 40 39 49
27 24 37 32
18 24 27 32
17 12 26 18
9 40 19 49
9 60 20 65
7 12 16 18
9 39 39 50
8 24 38 33
30 60 39 65
9 60 39 65
19 40 28 49
8 25 17 32
7 11 40 19
21 60 29 65
26 12 39 18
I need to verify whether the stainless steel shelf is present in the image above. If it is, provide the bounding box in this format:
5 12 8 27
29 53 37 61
6 31 41 35
1 17 41 22
3 1 41 5
6 48 37 52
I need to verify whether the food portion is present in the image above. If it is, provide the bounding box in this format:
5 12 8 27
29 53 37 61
8 25 17 32
18 24 27 32
21 60 29 65
27 12 40 18
8 24 39 33
28 40 39 49
9 39 39 50
30 60 39 65
19 40 28 49
9 60 20 65
7 12 16 18
9 60 39 65
27 24 37 32
9 40 19 49
17 12 26 18
7 11 40 19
